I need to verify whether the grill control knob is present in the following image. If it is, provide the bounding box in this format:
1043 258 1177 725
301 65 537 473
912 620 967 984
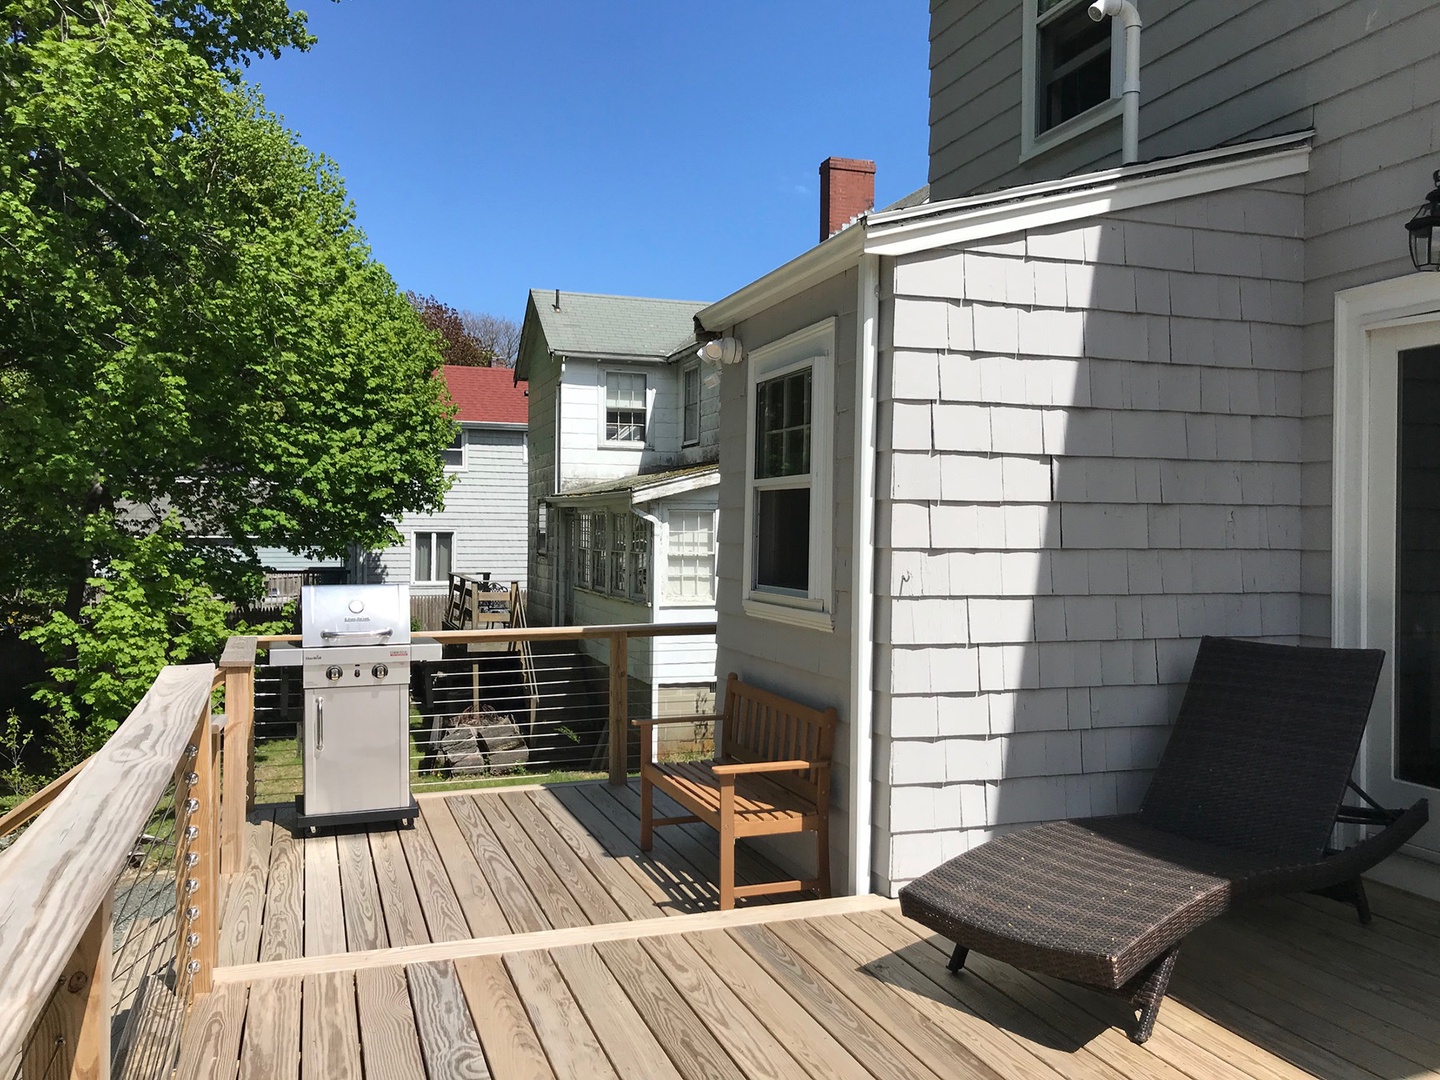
372 663 389 680
325 665 343 681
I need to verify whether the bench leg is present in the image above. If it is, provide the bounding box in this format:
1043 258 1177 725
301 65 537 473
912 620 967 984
947 944 969 973
719 784 736 911
815 815 832 899
640 773 654 852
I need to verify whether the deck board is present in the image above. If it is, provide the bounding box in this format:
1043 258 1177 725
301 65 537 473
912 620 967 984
354 966 426 1080
196 783 1440 1080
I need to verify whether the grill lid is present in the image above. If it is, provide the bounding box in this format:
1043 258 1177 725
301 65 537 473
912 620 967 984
301 584 412 648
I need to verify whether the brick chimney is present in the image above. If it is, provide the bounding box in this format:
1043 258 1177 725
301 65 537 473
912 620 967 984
819 157 876 242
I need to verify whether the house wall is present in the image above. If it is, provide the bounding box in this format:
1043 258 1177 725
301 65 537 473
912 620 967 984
369 424 528 595
873 178 1307 892
928 0 1440 648
713 268 860 886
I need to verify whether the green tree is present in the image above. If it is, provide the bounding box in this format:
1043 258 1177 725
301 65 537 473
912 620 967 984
0 1 455 757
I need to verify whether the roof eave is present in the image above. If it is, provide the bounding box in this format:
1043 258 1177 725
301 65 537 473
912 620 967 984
697 224 867 333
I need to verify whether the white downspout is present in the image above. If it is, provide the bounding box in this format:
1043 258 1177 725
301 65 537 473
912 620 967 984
848 252 880 897
634 505 665 758
1089 0 1141 165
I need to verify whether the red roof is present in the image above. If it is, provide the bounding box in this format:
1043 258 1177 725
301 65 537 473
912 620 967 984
442 365 529 426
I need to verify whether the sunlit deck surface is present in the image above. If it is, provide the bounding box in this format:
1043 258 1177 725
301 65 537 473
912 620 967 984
183 783 1440 1080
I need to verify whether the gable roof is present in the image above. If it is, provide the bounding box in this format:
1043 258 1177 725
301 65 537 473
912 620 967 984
517 289 708 377
443 365 528 426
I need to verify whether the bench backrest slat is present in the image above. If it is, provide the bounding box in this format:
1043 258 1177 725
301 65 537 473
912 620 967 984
718 672 837 801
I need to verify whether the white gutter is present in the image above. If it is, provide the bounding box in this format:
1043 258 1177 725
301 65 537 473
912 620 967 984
1088 0 1142 164
847 253 880 898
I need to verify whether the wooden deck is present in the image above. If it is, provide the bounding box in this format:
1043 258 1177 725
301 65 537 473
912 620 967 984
187 783 1440 1080
219 782 794 967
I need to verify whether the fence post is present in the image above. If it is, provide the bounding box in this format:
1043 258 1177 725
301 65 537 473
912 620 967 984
18 893 113 1080
219 637 257 876
608 632 628 785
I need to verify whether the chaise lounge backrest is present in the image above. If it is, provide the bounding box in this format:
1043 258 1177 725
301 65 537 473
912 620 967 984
1138 637 1385 863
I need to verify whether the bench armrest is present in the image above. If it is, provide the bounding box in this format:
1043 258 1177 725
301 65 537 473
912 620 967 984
632 713 722 729
710 759 818 776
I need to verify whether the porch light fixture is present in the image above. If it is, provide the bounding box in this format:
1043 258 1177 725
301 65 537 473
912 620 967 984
1406 169 1440 272
697 337 744 365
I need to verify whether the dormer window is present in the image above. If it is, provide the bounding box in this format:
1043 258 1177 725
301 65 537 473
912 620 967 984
1022 0 1121 161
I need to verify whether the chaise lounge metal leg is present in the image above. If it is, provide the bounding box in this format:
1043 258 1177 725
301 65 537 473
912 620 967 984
1313 877 1372 925
947 943 969 973
1128 946 1180 1044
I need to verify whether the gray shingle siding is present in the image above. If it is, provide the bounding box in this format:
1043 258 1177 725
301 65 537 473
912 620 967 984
874 178 1307 891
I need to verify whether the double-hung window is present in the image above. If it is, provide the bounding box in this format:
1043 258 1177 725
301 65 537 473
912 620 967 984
742 319 834 631
1021 0 1120 160
604 372 647 444
414 531 453 583
682 362 701 446
665 510 715 604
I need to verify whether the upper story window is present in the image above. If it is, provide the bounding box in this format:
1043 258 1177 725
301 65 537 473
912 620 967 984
682 362 701 447
604 372 647 444
742 319 835 632
1022 0 1121 161
441 430 465 469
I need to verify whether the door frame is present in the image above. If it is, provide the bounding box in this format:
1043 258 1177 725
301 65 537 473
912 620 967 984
1333 273 1440 855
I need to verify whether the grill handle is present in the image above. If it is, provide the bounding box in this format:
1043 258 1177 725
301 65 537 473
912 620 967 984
316 697 324 753
320 627 395 641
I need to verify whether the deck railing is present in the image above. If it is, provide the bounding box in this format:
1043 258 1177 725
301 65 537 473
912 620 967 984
232 619 716 834
0 664 223 1080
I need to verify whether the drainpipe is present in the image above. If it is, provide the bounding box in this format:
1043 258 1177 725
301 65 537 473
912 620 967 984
633 505 665 759
1088 0 1142 164
848 253 880 897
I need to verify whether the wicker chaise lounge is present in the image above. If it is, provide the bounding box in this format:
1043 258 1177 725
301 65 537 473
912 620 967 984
898 636 1429 1044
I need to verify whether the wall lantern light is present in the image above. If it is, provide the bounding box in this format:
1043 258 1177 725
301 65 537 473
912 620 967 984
1406 169 1440 272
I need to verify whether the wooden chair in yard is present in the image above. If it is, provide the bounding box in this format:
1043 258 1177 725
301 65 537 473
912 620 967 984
637 673 837 910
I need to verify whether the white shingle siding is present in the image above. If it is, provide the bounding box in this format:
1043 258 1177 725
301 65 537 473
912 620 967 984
876 179 1307 893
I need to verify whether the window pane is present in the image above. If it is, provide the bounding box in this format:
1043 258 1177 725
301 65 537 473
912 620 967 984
683 365 700 444
755 369 812 479
756 488 810 592
415 534 432 582
605 373 647 442
1396 346 1440 787
441 431 464 468
1038 3 1110 132
435 533 453 580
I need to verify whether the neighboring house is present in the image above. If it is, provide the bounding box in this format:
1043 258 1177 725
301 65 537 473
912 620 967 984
517 289 720 720
691 1 1440 902
356 364 529 595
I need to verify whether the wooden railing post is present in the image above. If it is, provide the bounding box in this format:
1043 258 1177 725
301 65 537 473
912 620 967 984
18 895 113 1080
608 631 628 786
181 712 219 999
218 636 257 876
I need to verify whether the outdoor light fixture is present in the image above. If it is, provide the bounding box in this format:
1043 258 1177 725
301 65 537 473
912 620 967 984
697 337 744 365
1406 169 1440 272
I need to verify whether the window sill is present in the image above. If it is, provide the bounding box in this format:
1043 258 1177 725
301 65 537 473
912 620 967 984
598 440 645 451
1020 97 1122 164
742 597 834 632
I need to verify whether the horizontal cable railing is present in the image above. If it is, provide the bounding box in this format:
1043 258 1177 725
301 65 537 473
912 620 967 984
0 665 220 1080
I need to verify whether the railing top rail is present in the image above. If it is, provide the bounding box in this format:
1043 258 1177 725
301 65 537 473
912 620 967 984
253 620 717 646
219 635 259 670
0 663 216 1062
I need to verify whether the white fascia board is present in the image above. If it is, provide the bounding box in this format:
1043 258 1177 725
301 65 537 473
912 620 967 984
630 469 720 506
465 421 528 432
866 141 1311 258
696 226 866 333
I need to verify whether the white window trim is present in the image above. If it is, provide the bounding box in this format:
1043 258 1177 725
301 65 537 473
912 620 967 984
597 367 651 450
741 318 835 633
681 360 701 448
1020 0 1123 163
442 428 466 471
411 530 454 584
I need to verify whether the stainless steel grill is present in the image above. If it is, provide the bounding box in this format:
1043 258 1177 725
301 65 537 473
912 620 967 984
271 584 436 832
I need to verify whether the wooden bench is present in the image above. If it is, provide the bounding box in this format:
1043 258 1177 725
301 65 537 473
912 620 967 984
637 672 837 910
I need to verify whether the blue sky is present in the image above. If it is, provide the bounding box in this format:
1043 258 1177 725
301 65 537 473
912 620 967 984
249 2 931 325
